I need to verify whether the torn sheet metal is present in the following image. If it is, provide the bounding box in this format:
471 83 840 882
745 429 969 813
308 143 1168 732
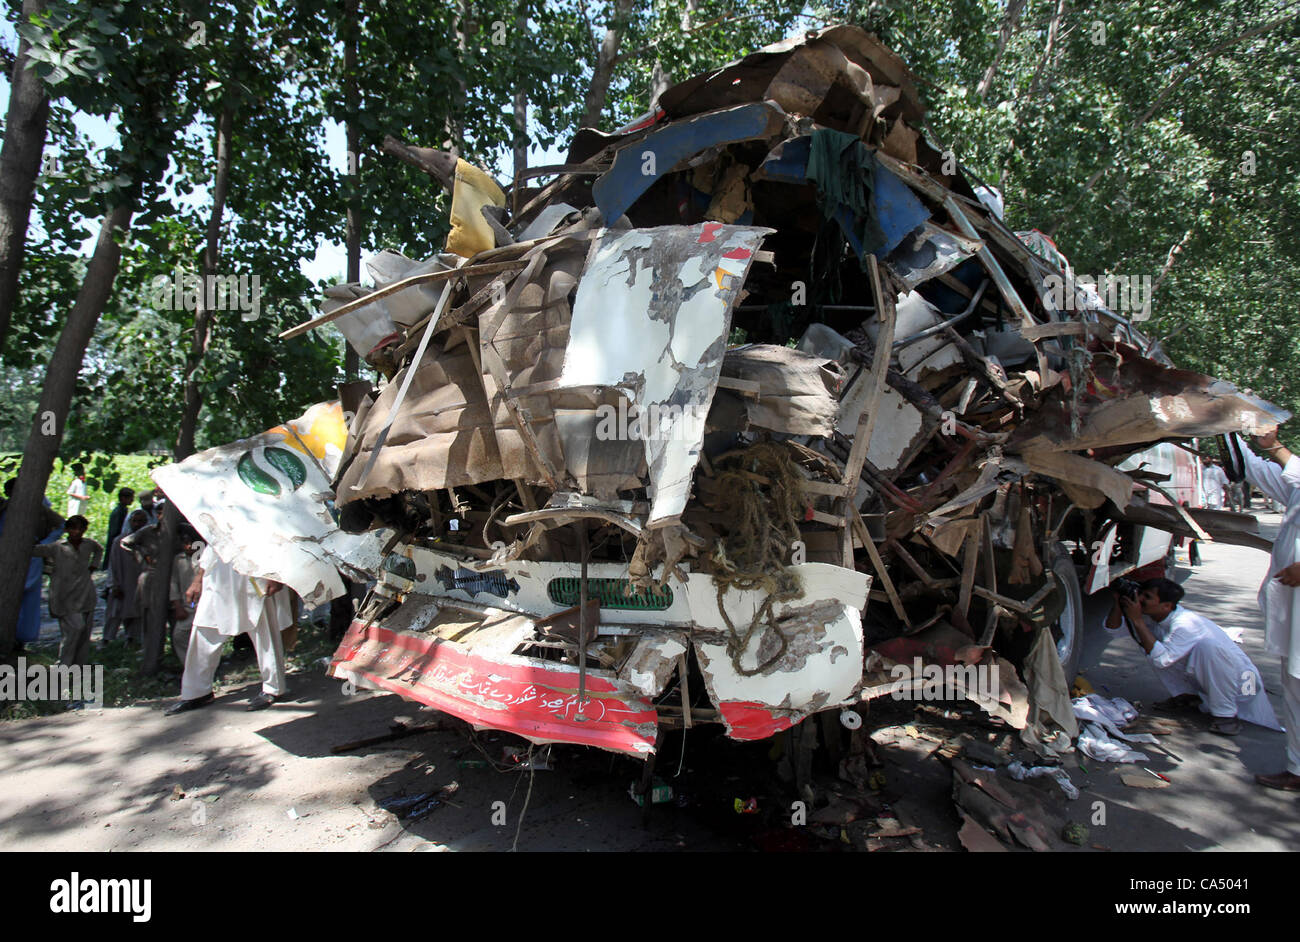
1011 343 1292 454
593 102 789 225
331 618 659 756
559 223 772 523
335 336 509 501
691 564 872 739
153 401 388 605
618 631 689 698
885 222 983 290
1116 502 1273 552
658 25 924 126
1017 448 1134 511
716 343 843 435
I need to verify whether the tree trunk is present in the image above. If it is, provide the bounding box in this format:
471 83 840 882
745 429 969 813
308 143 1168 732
581 0 635 129
1026 0 1066 100
976 0 1027 102
0 0 52 359
512 11 528 181
143 106 235 676
343 0 361 381
649 59 671 110
0 200 133 656
443 0 468 158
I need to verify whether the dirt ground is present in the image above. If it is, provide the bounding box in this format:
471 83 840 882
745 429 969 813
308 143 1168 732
2 510 1297 853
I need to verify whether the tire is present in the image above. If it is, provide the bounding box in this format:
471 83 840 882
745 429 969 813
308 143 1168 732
1049 547 1084 683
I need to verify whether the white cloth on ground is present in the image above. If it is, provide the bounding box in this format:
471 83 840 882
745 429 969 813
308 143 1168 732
1072 694 1158 763
1073 693 1140 730
1076 721 1151 763
1145 605 1281 729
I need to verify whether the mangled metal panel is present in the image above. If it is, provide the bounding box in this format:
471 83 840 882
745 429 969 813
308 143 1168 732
153 401 387 605
350 542 871 743
592 102 789 225
330 617 659 756
558 223 773 524
335 335 512 500
886 222 983 290
658 25 924 126
1010 342 1292 454
690 564 872 740
715 344 843 436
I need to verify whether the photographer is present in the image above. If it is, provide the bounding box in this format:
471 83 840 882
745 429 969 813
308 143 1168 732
1106 577 1279 736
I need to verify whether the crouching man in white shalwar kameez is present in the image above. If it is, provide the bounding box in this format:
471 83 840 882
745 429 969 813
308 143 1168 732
1113 578 1281 735
164 543 294 715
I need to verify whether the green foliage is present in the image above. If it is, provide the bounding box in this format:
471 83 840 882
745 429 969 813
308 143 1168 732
40 453 161 540
5 0 1299 459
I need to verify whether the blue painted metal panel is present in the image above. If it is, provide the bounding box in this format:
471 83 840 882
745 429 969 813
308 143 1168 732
593 102 786 224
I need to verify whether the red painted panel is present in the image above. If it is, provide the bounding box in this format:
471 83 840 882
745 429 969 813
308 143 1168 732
330 621 659 756
717 700 797 740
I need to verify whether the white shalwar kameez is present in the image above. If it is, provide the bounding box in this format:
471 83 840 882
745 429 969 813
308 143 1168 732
180 544 294 701
1202 463 1229 509
1141 605 1280 730
1242 447 1300 773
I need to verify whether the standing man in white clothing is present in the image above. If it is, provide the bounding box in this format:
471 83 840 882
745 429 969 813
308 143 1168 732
1202 459 1229 510
65 463 89 518
164 543 294 715
1237 428 1300 791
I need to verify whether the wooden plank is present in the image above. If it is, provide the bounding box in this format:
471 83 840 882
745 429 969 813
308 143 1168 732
851 507 911 629
840 255 896 489
957 519 980 619
890 539 937 587
717 375 762 396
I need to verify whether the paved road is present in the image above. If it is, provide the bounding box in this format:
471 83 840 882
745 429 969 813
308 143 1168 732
1 511 1296 852
1063 509 1299 851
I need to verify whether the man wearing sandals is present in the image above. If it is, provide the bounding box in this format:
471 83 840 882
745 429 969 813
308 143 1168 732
1111 578 1280 737
1234 429 1300 791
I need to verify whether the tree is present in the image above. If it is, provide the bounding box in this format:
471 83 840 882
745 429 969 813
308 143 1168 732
0 0 51 357
0 2 205 657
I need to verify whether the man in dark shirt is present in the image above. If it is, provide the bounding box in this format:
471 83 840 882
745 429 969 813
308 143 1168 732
103 487 135 570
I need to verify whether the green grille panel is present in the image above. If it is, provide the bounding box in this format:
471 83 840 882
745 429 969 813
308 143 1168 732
547 577 673 611
383 554 416 579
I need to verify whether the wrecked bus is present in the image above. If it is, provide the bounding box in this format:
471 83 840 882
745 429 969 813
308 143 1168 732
271 27 1282 766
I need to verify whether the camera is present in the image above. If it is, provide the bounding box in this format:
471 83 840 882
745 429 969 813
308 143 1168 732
1111 577 1141 600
